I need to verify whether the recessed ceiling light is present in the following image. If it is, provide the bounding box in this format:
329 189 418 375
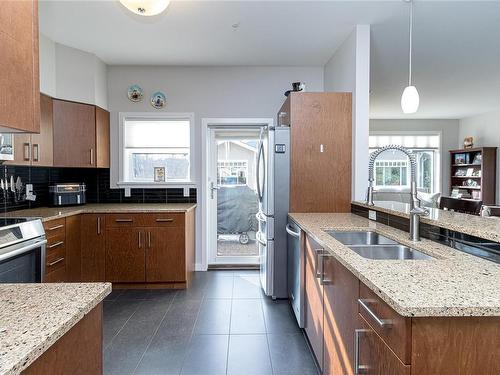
119 0 170 16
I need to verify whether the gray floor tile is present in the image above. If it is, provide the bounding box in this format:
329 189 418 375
103 300 142 349
194 298 232 335
233 270 259 276
158 298 202 336
268 333 319 375
180 334 229 375
227 335 273 375
262 298 301 334
233 275 262 299
135 334 191 375
105 289 125 301
205 276 234 299
230 299 266 334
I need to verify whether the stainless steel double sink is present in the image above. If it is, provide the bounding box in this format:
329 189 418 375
324 230 434 260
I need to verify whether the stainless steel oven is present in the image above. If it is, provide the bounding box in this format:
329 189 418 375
0 218 46 283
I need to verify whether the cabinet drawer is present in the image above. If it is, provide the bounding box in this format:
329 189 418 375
43 218 66 239
46 241 66 260
105 213 184 227
45 265 66 283
358 283 411 364
45 253 66 275
46 232 65 248
356 314 411 375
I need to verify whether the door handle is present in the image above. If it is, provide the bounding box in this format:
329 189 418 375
358 299 392 328
47 257 64 267
46 224 64 231
156 218 174 222
32 144 39 162
210 182 219 199
90 148 94 165
314 249 324 279
97 217 101 234
115 219 133 223
48 241 64 249
148 231 151 248
354 329 370 374
23 143 31 161
138 231 142 249
285 223 300 238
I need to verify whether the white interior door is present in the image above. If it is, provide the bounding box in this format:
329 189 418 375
207 126 260 265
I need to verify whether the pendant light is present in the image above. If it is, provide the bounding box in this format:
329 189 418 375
119 0 170 16
401 0 419 114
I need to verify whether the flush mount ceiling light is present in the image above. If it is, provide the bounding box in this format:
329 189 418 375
119 0 170 16
401 0 419 114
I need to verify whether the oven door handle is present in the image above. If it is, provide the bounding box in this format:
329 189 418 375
0 239 47 262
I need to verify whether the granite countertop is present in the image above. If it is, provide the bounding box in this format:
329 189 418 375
289 212 500 317
0 283 111 375
3 203 197 222
352 200 500 243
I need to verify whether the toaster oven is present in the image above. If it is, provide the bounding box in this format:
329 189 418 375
49 183 86 206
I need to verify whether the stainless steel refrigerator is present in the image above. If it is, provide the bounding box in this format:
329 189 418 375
256 125 290 299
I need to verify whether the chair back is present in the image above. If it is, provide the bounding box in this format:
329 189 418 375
439 196 483 215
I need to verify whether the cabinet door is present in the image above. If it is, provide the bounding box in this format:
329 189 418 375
65 215 81 282
304 235 324 371
31 93 54 166
95 106 110 168
323 255 360 375
0 0 40 133
6 134 31 165
105 227 145 282
356 315 410 375
146 226 185 282
81 214 105 281
53 99 96 167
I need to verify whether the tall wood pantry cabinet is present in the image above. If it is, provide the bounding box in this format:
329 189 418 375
279 92 352 213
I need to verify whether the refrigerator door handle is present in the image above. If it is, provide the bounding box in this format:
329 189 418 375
285 223 300 238
256 211 266 223
256 141 265 202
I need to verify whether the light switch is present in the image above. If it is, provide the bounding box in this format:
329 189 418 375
368 210 377 221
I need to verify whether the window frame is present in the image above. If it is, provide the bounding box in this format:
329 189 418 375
369 130 442 194
118 112 196 188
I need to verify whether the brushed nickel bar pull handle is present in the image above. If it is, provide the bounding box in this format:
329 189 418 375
320 253 332 286
354 329 370 374
47 257 64 267
48 241 64 249
32 144 39 162
358 299 392 328
97 217 101 234
155 218 174 222
148 231 151 248
138 231 142 249
115 219 133 223
23 143 31 161
46 224 64 231
90 148 94 165
314 249 323 279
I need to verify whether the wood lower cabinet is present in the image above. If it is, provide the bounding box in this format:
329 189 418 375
304 235 324 371
356 315 411 375
105 227 145 282
146 226 185 282
81 214 106 282
0 0 39 133
323 255 359 375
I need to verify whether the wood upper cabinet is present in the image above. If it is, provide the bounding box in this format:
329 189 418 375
53 99 96 167
0 0 40 133
356 315 411 375
146 226 185 282
105 227 145 282
288 92 352 213
323 255 360 375
81 214 106 282
95 106 110 168
31 94 54 166
304 234 324 371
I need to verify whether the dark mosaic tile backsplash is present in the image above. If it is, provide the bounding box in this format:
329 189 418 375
0 165 196 213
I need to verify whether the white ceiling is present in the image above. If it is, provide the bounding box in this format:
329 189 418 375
39 0 500 119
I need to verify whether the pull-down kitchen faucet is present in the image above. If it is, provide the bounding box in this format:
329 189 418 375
366 144 428 241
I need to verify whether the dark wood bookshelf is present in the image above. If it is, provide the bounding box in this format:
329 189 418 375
449 147 497 204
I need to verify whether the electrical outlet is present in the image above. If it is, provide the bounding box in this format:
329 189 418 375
183 187 190 197
124 187 131 197
368 210 377 221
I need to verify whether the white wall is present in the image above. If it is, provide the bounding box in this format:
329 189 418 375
323 25 370 201
370 119 460 195
459 111 500 204
38 34 108 109
107 65 324 268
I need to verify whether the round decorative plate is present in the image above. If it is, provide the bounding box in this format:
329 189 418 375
127 84 143 102
151 91 166 109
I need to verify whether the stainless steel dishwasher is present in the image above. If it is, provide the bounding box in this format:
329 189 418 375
286 219 304 327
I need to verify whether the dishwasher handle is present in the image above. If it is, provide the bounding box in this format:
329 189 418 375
286 223 300 238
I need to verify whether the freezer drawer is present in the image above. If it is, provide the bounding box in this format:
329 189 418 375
286 219 304 327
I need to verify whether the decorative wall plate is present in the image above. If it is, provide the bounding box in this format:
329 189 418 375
127 84 144 102
151 91 166 109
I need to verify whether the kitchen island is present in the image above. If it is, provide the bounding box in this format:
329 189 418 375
0 282 111 375
289 211 500 374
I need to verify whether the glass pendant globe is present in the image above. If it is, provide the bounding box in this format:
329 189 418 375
119 0 170 16
401 85 420 114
